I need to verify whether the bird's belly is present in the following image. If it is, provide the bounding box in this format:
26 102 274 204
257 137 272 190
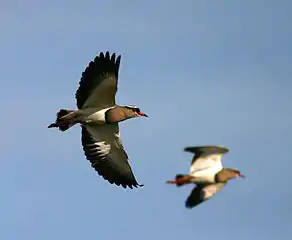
80 107 114 124
191 168 219 184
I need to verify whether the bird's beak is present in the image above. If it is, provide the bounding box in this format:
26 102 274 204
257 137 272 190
238 173 245 178
137 112 148 117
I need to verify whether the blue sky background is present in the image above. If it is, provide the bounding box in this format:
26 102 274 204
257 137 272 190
0 0 291 239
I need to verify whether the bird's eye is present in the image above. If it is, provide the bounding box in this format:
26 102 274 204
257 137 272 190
135 108 140 113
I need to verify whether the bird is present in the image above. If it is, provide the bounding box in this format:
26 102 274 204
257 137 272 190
166 146 245 208
48 51 148 189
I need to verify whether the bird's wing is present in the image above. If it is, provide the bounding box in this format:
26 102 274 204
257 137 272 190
185 183 226 208
81 124 143 189
75 52 121 109
184 146 229 174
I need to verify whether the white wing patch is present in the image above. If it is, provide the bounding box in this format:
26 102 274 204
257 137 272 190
209 153 223 162
96 141 111 158
190 153 224 173
114 132 121 139
84 141 111 159
202 183 225 200
189 153 224 184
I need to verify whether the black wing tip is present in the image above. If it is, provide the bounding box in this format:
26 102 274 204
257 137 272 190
184 146 229 153
94 168 144 190
75 51 121 108
184 147 193 152
185 202 196 209
184 146 198 154
117 182 144 189
97 51 121 61
92 167 144 190
185 202 193 209
97 174 144 190
185 200 203 209
185 197 200 209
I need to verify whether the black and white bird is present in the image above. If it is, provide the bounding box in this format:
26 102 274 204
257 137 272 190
167 146 245 208
48 52 148 189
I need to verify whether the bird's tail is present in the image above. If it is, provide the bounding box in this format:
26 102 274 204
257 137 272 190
48 109 76 131
166 174 189 187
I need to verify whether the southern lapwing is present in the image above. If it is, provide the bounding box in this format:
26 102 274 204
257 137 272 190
48 52 148 189
167 146 245 208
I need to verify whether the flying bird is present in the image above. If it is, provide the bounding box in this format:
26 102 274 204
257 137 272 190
48 51 148 189
167 146 245 208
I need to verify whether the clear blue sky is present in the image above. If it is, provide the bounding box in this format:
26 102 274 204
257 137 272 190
0 0 291 239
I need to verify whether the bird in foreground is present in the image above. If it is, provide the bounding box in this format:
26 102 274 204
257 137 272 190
167 146 245 208
48 51 148 189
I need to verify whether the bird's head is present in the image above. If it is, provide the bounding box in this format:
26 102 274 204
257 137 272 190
105 105 148 123
216 168 245 183
124 105 148 118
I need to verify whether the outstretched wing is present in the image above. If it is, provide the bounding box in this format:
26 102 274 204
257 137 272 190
81 124 143 189
184 146 229 174
184 146 229 159
75 52 121 109
185 183 225 209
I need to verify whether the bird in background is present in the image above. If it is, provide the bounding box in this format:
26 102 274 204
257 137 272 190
167 146 245 208
48 51 148 189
